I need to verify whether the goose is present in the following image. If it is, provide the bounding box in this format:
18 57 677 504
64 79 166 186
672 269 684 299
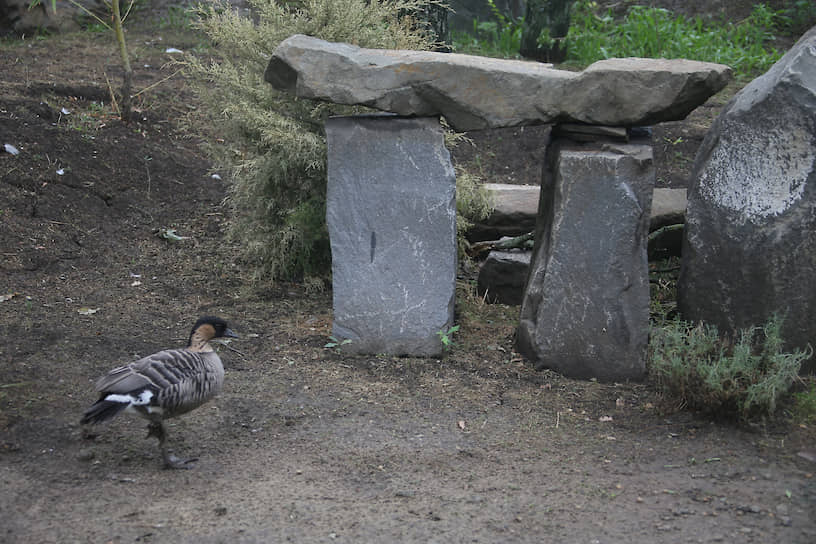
80 316 239 469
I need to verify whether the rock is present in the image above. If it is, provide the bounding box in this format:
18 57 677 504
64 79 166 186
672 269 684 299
76 448 95 462
266 35 732 131
678 26 816 372
469 183 539 242
472 184 686 242
326 115 456 356
650 188 687 230
516 139 654 381
477 250 531 305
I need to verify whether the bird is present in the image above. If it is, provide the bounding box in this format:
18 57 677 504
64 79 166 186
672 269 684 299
80 316 239 469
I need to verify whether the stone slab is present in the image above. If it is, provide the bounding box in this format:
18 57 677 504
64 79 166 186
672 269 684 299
266 34 732 131
326 115 456 356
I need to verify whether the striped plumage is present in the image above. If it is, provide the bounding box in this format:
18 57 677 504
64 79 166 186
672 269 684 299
81 316 238 469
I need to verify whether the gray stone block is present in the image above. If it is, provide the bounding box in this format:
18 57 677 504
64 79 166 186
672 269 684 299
326 115 456 356
678 26 816 372
517 140 655 381
267 34 732 131
477 250 531 306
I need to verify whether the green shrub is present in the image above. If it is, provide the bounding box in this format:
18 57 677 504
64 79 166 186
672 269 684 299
650 315 812 420
187 0 439 284
566 2 783 77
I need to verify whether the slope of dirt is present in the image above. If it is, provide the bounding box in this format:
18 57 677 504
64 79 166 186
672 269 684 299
1 4 815 543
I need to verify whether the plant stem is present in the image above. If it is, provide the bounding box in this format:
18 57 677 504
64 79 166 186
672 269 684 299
111 0 133 123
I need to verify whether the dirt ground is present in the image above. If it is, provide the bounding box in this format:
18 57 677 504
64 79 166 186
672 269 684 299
1 3 815 543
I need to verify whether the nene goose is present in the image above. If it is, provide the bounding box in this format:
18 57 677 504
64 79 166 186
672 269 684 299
80 316 238 469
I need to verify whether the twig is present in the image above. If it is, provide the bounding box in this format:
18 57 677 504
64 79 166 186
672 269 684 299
133 67 186 98
104 72 120 117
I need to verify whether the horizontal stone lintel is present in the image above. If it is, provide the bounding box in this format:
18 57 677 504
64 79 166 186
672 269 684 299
266 34 732 131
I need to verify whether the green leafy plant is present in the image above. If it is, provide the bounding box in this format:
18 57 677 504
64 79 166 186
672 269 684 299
649 315 812 420
437 324 460 350
324 335 352 353
453 1 523 58
566 2 783 77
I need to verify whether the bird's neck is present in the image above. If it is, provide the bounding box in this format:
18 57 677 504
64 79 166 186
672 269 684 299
187 330 215 352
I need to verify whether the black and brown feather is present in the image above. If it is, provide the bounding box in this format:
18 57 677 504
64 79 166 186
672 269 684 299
80 316 237 425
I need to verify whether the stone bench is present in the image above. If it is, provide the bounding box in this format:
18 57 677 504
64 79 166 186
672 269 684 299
266 35 730 375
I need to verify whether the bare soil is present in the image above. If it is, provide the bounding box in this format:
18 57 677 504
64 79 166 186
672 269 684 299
1 4 815 543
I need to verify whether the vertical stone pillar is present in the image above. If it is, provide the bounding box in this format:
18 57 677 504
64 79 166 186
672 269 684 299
516 138 655 381
325 115 456 356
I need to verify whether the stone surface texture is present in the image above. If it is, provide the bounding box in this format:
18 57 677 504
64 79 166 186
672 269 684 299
517 140 655 381
469 183 540 241
477 250 531 306
471 184 686 242
266 34 732 131
326 115 456 356
678 26 816 372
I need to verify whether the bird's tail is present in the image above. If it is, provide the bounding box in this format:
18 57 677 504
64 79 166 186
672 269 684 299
80 398 128 425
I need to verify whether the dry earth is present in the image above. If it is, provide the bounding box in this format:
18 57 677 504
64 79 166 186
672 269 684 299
1 3 815 543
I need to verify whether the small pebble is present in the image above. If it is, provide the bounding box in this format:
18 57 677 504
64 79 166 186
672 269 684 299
77 449 95 462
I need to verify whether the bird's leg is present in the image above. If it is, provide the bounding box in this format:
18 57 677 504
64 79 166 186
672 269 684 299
146 421 197 470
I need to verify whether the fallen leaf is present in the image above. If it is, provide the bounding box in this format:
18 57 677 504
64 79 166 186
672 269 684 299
4 143 20 155
457 420 466 430
0 293 17 302
130 281 142 287
615 397 625 409
156 228 188 242
599 415 613 422
77 307 99 316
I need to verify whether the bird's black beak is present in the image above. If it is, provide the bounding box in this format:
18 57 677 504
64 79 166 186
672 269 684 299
224 328 239 339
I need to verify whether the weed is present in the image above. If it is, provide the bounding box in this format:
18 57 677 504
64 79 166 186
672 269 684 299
159 5 194 30
437 324 460 350
791 382 816 424
454 1 787 78
649 314 812 420
325 335 352 350
567 2 782 77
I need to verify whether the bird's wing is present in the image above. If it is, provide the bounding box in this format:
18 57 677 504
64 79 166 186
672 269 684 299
94 349 202 394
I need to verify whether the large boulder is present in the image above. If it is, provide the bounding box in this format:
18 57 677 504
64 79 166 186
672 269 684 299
516 140 654 381
678 26 816 372
266 34 732 131
326 115 456 356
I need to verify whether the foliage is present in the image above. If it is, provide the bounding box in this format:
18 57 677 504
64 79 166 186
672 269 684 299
187 0 438 284
451 0 523 58
437 324 460 350
453 1 794 78
649 315 812 420
325 335 352 350
454 164 493 257
566 2 783 76
791 382 816 424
